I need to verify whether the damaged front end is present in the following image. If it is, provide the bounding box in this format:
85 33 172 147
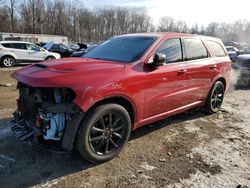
11 82 84 151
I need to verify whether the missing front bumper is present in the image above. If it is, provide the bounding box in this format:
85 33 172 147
10 109 85 151
10 111 42 145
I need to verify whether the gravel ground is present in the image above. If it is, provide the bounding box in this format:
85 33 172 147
0 67 249 188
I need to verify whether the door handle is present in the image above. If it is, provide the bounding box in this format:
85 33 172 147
210 64 217 69
177 69 187 74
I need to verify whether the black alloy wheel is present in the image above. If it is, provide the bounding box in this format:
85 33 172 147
205 81 225 113
89 112 126 155
76 103 131 163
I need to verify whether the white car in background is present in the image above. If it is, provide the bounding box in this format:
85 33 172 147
0 41 61 67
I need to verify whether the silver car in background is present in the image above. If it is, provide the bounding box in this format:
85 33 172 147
0 41 60 67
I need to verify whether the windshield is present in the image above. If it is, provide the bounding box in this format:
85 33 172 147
83 36 157 63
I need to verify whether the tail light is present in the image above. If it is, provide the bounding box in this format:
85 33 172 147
35 115 42 127
16 99 21 110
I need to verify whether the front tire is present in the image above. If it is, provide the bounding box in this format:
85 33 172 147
204 81 225 113
76 103 131 163
1 56 15 67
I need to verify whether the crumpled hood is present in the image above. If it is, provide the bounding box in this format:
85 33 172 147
12 58 125 88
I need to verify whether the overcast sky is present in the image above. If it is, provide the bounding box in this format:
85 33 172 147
84 0 250 26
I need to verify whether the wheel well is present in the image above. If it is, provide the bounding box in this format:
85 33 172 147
46 56 55 60
86 97 135 123
216 77 226 89
1 55 15 61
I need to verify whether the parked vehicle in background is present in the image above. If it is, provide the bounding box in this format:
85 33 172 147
43 41 73 58
71 44 97 57
225 46 239 62
77 43 88 49
0 41 60 67
224 41 247 50
234 54 250 85
35 42 47 47
11 32 231 163
68 44 80 51
68 43 88 52
241 47 250 54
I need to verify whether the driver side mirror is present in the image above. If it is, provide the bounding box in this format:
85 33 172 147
40 48 46 51
152 53 166 66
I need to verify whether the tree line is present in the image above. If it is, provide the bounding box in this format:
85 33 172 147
158 16 250 45
0 0 153 42
1 0 250 44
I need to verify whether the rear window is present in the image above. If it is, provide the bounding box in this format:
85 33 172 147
1 43 12 48
183 38 208 61
12 43 27 50
207 40 226 57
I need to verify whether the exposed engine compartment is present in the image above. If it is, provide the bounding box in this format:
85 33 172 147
11 82 82 148
40 112 65 141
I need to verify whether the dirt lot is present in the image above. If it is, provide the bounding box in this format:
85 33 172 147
0 66 249 188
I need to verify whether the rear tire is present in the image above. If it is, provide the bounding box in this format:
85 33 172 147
76 103 131 163
204 81 225 113
1 56 15 67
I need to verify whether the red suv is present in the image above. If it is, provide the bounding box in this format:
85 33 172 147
11 33 231 162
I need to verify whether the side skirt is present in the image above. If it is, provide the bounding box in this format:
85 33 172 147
135 101 203 129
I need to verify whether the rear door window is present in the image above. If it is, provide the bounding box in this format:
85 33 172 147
183 38 208 61
12 43 27 50
2 43 12 48
206 40 226 57
156 38 183 64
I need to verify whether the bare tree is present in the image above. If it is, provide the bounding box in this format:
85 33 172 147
158 16 175 32
0 6 11 32
9 0 15 32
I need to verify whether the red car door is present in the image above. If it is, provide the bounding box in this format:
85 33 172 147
144 38 190 119
182 38 221 103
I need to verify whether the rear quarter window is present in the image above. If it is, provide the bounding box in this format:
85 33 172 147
183 38 208 61
206 40 226 57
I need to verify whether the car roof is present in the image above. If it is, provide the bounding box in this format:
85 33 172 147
119 32 192 38
117 32 222 42
0 41 32 44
